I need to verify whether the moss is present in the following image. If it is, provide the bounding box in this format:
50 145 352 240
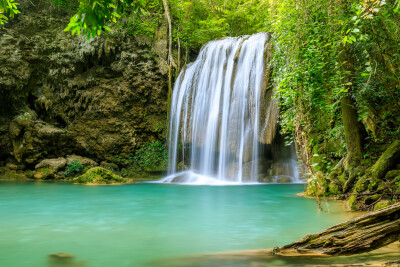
353 175 370 193
371 140 400 180
328 182 342 195
34 168 54 180
338 171 347 184
74 167 129 184
348 195 358 210
368 178 384 192
385 170 400 180
373 200 392 211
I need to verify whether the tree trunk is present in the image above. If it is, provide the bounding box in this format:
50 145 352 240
162 0 174 121
162 0 173 68
277 203 400 256
340 95 364 169
338 1 367 170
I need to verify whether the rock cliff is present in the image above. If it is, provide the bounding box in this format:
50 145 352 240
0 1 169 169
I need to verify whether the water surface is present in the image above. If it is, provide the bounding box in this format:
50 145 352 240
0 182 357 267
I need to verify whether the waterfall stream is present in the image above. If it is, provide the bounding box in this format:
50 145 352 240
160 33 301 184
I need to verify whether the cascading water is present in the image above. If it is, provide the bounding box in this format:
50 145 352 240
160 33 301 184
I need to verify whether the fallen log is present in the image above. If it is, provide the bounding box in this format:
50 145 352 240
278 203 400 256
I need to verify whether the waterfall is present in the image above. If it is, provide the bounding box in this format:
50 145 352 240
160 33 301 185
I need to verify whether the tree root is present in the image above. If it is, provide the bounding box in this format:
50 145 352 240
277 203 400 256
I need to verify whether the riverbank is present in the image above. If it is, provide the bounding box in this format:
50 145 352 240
159 242 400 267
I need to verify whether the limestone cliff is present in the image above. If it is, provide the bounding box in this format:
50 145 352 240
0 1 169 168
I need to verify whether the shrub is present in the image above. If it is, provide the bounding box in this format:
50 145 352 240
65 160 84 177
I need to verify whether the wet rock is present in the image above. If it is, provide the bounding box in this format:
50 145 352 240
48 252 86 267
74 167 129 184
259 176 274 183
35 158 67 172
177 161 188 171
276 176 292 183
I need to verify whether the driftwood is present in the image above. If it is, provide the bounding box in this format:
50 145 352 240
278 203 400 256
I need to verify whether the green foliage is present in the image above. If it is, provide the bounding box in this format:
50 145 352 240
0 0 20 25
64 0 145 38
132 141 167 171
121 0 162 37
50 0 79 8
270 0 400 172
169 0 269 50
65 160 84 176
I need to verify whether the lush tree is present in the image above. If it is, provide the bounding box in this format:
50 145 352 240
0 0 20 25
270 0 400 176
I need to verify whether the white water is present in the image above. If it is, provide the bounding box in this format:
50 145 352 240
160 33 301 185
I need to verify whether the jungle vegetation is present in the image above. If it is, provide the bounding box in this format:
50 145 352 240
1 0 399 190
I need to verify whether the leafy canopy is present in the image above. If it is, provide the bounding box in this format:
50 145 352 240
0 0 20 25
64 0 145 38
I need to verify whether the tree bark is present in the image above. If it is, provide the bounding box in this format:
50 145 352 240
277 203 400 256
162 0 173 68
340 95 365 169
162 0 175 103
338 1 367 170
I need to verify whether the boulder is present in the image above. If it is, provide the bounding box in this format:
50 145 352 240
6 162 25 170
100 161 119 171
74 167 130 184
66 155 98 167
276 176 292 183
48 252 86 267
33 168 54 180
259 176 274 183
35 158 67 172
371 140 400 180
9 115 74 164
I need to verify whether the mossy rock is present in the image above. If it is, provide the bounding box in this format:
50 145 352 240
328 182 342 195
347 195 359 210
368 178 385 192
34 168 55 180
338 171 347 184
373 200 392 211
74 167 131 185
371 140 400 180
100 161 119 171
385 170 400 180
353 175 369 193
